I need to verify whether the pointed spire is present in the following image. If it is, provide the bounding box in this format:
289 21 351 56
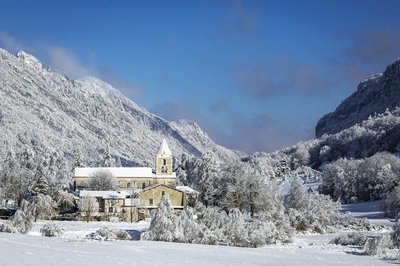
157 139 172 157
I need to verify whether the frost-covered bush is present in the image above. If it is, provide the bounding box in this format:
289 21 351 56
85 227 132 241
392 222 400 248
11 209 33 234
286 177 341 233
385 185 400 219
331 232 367 246
143 196 292 247
0 220 17 233
364 234 393 257
40 223 63 237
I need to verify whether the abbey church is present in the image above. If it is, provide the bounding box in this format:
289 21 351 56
74 139 197 222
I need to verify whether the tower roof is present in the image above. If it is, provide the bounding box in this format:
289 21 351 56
157 139 172 156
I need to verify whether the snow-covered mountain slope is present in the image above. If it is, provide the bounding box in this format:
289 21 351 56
316 59 400 137
0 48 238 167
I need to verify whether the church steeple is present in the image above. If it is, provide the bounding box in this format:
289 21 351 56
155 139 173 175
157 139 172 157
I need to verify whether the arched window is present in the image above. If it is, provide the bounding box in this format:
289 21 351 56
163 159 167 165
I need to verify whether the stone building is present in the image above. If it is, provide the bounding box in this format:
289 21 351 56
74 139 176 190
74 139 197 222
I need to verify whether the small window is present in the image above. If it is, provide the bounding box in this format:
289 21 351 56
163 159 167 165
149 199 153 205
127 182 131 188
161 191 166 197
161 165 167 173
108 207 113 213
142 183 146 189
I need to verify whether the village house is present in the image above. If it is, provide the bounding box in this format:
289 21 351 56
74 139 198 222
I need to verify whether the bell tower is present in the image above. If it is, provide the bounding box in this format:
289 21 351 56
155 139 173 175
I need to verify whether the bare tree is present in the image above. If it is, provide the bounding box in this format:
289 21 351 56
88 169 118 191
78 197 99 223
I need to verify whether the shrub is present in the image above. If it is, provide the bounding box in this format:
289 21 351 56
331 232 367 246
40 223 64 237
85 227 132 241
364 234 393 257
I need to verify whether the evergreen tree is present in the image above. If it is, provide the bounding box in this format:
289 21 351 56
142 195 177 241
103 141 112 167
33 163 49 196
74 148 84 168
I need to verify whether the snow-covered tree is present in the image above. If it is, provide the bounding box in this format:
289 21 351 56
56 190 76 213
73 148 85 168
32 162 49 196
142 195 178 241
78 197 99 223
88 169 118 191
30 194 57 221
102 142 112 167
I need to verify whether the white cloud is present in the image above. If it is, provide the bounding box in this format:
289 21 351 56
0 32 26 53
44 46 92 79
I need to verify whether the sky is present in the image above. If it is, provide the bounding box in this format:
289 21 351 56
1 0 400 154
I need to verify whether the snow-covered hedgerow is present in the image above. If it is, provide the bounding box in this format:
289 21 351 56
40 223 64 237
85 227 132 241
142 195 292 247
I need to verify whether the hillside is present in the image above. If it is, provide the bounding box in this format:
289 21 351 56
0 49 238 167
316 59 400 137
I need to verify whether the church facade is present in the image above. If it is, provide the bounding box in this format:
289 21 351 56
74 139 177 190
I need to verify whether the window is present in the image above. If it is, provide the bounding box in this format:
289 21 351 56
108 207 114 213
149 199 153 205
142 183 146 189
99 200 105 212
127 182 131 188
161 191 166 197
161 165 167 173
163 159 167 165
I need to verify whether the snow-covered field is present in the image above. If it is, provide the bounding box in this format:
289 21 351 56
0 200 397 266
0 232 390 266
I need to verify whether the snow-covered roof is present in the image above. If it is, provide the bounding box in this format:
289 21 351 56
155 173 177 179
157 139 172 157
75 167 154 178
176 186 199 195
79 190 127 199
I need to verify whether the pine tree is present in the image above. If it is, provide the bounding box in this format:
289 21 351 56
74 148 84 168
33 163 49 196
103 143 112 167
142 195 177 241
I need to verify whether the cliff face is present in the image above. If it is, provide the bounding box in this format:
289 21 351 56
0 49 238 167
316 59 400 137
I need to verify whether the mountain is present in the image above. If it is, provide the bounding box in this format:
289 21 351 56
0 48 238 167
316 59 400 137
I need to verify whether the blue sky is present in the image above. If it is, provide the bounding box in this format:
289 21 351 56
1 0 400 153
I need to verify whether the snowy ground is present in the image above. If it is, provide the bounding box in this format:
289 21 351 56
0 200 397 265
0 232 391 266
